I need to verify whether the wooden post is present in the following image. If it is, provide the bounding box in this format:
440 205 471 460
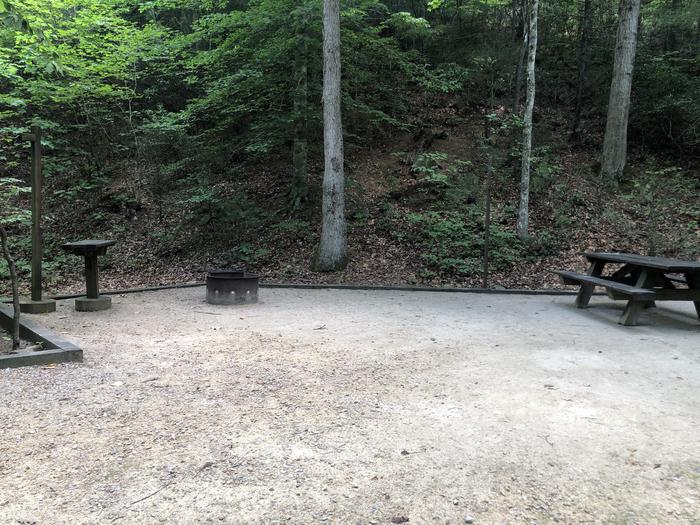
30 125 42 302
20 126 43 301
19 125 56 314
85 254 99 299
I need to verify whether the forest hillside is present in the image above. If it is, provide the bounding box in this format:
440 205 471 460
1 0 699 293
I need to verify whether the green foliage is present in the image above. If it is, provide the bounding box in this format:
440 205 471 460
273 219 311 235
386 12 431 46
135 0 421 175
625 166 700 257
405 210 522 277
523 229 561 258
633 56 700 152
53 173 108 200
411 151 475 204
178 179 266 231
0 176 30 281
415 63 471 95
0 177 29 226
389 147 523 278
530 146 562 195
221 242 271 267
412 152 451 188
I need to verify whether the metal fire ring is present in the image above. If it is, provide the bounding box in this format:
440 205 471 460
206 269 259 305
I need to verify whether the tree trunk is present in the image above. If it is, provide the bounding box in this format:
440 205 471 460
666 0 680 52
482 114 494 289
317 0 346 271
512 0 527 113
0 226 21 351
291 13 309 211
571 0 593 142
512 29 528 114
600 0 642 181
517 0 538 241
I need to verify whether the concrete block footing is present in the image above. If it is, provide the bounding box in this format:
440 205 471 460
75 296 111 312
19 299 57 314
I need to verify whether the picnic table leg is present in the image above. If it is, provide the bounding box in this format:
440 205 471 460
618 270 650 326
620 301 644 326
575 260 605 308
624 267 657 309
642 269 668 309
685 271 700 322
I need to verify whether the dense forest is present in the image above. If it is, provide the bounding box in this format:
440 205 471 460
1 0 699 292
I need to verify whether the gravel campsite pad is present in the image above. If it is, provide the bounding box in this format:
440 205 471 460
1 288 699 524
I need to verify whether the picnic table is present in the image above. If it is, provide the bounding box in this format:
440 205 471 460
555 252 700 326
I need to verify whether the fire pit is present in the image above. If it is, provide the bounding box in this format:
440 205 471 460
206 269 259 305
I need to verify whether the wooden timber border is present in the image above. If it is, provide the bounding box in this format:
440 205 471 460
0 304 82 369
46 281 594 300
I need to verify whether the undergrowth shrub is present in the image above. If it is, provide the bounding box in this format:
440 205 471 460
405 210 522 277
623 166 700 258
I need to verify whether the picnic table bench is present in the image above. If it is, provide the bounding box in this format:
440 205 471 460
555 252 700 326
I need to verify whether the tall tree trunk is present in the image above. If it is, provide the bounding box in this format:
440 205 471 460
517 0 539 241
512 0 527 113
482 91 496 289
291 13 309 211
317 0 346 271
666 0 680 52
0 226 21 351
571 0 593 142
512 29 528 114
600 0 642 181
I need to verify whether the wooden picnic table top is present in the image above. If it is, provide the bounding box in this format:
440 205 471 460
583 252 700 273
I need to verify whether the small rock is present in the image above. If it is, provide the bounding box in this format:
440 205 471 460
390 517 409 524
464 516 475 524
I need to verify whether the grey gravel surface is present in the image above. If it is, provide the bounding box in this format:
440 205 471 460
1 288 699 524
